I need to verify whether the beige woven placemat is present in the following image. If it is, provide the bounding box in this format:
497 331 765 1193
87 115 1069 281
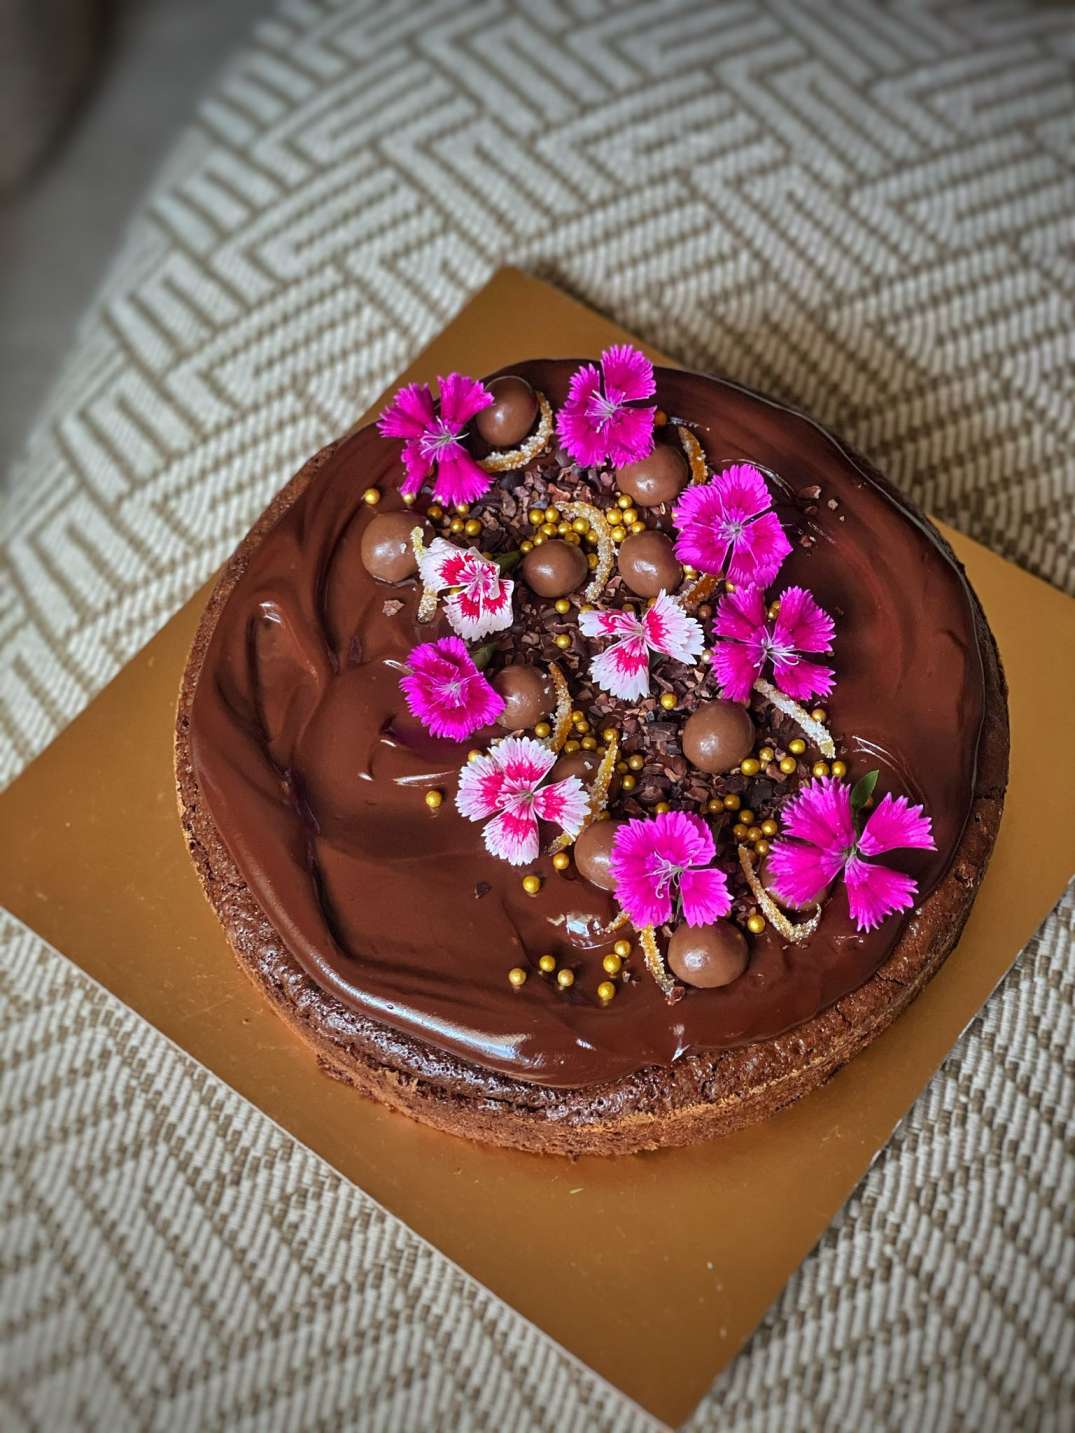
2 2 1072 1427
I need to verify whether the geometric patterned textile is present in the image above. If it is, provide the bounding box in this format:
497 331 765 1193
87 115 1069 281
2 2 1072 1427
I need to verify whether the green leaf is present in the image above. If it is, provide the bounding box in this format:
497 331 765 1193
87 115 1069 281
850 769 879 813
493 549 521 573
470 642 497 670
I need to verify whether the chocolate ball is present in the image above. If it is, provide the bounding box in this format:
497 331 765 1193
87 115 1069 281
617 531 682 597
492 665 551 730
667 921 749 989
616 443 689 508
475 375 538 448
360 511 429 583
522 539 588 598
573 819 624 892
682 701 755 774
551 750 601 785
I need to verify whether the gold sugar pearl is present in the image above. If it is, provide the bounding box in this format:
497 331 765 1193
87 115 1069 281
427 503 444 520
767 602 781 620
760 819 779 838
732 822 750 841
554 633 572 650
706 797 723 814
450 517 465 534
655 801 670 813
554 598 571 614
759 746 775 764
424 789 443 810
740 757 761 777
616 494 633 510
574 717 590 733
556 968 575 990
659 692 677 711
565 530 581 545
779 756 797 775
587 552 599 569
723 794 741 811
602 953 623 977
466 749 482 763
620 506 638 525
542 522 558 537
601 725 617 743
811 707 828 723
812 760 831 778
746 913 766 935
747 826 764 844
522 875 542 896
534 721 551 739
552 851 571 871
544 506 560 524
621 774 638 792
508 967 527 988
724 579 737 593
401 492 416 506
596 980 617 1003
572 516 589 534
610 525 627 544
682 565 698 579
563 738 581 753
533 534 547 547
538 953 557 974
788 738 806 756
755 839 771 856
831 760 847 778
520 539 534 553
613 939 632 959
738 809 755 826
627 754 644 771
464 518 482 537
630 521 646 535
454 503 470 515
361 487 381 506
581 736 597 750
616 760 628 774
529 508 545 526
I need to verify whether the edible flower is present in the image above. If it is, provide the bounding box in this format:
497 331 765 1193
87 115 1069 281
456 735 589 865
556 344 656 469
766 775 935 932
377 373 494 505
610 811 732 929
578 591 704 702
712 584 835 704
399 636 504 741
672 464 792 588
418 537 514 640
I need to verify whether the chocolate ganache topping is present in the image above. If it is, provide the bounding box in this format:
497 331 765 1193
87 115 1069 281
189 360 985 1088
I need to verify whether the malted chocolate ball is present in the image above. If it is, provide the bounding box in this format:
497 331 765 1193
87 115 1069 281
617 530 682 597
573 819 624 892
360 511 430 584
551 750 601 785
682 700 755 774
475 375 538 448
522 539 588 598
616 443 689 508
667 921 749 989
492 665 551 730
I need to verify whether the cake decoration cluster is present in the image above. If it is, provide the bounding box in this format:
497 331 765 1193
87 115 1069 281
366 350 936 1006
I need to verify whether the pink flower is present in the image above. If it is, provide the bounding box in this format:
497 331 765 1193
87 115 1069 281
418 537 514 640
399 636 504 741
610 811 732 929
377 373 494 505
712 584 835 704
456 735 589 865
766 777 935 932
578 592 704 702
673 464 792 587
556 344 656 469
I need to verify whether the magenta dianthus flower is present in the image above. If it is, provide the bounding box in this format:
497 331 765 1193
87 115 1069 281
377 373 493 506
712 584 835 705
672 464 792 588
610 810 732 930
556 345 656 469
455 735 589 866
399 636 503 741
766 777 935 932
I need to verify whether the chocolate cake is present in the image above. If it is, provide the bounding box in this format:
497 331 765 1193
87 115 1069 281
175 353 1008 1156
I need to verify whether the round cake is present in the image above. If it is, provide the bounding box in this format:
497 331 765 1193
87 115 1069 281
175 351 1008 1156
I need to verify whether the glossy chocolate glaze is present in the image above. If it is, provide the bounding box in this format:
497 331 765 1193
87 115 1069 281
189 362 985 1088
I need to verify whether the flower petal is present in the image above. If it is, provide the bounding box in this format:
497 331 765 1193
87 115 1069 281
456 751 507 821
600 344 655 405
604 405 655 468
651 810 716 869
727 510 793 588
557 403 612 469
843 854 919 932
377 382 436 440
679 867 732 925
483 805 540 866
771 654 835 702
491 734 557 788
773 586 835 655
590 636 652 701
858 792 935 856
766 839 842 908
642 592 705 664
578 607 641 641
711 639 762 703
712 464 772 524
437 372 493 429
780 777 856 852
399 635 504 741
713 585 768 642
672 485 732 575
532 776 589 836
444 581 514 640
609 819 675 929
430 449 493 506
399 439 433 495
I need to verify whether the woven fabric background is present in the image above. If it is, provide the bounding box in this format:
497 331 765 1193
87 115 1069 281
2 1 1073 1428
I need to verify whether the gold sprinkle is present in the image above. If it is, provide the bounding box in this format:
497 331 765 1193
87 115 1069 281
572 516 589 534
655 801 670 813
759 746 775 764
551 851 571 871
779 756 798 775
616 493 633 510
522 875 542 896
739 808 755 826
534 721 551 739
449 517 465 534
521 539 533 552
610 525 627 544
563 738 581 753
755 839 771 856
706 797 723 813
556 968 575 990
601 726 617 743
554 598 571 615
740 758 761 777
596 980 617 1003
746 913 766 935
581 736 597 750
544 506 560 524
723 794 741 811
508 967 527 988
554 632 572 650
831 760 847 778
732 822 750 841
602 953 623 976
761 819 779 838
613 939 632 959
466 749 482 763
659 692 677 711
811 708 828 723
454 503 470 515
401 492 416 506
812 760 831 778
427 504 444 520
627 754 644 771
538 954 557 974
424 789 443 810
621 773 637 792
361 487 381 506
464 518 482 537
529 508 545 526
788 738 806 756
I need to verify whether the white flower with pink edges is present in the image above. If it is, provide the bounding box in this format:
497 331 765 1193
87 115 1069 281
578 592 704 702
455 735 589 866
418 537 514 640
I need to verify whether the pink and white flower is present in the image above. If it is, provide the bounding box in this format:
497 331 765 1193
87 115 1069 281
712 584 835 705
766 777 935 932
556 344 656 470
399 636 504 741
578 592 704 702
673 464 792 588
610 811 732 929
418 537 514 640
456 735 589 865
377 372 494 506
